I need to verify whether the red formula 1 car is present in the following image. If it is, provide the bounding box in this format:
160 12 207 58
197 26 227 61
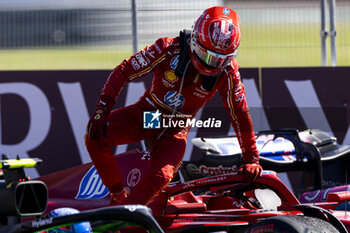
0 151 349 232
188 128 350 196
28 148 348 233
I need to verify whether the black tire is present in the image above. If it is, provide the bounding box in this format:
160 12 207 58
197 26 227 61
246 215 339 233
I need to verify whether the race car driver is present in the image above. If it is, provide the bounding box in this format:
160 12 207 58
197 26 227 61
85 6 263 206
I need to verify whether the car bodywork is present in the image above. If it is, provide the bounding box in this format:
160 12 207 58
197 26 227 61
34 148 350 232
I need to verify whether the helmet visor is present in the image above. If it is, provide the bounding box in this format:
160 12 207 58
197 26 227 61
191 37 236 69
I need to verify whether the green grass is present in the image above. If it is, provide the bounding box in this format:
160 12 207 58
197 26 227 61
1 23 349 70
0 47 132 70
238 23 324 67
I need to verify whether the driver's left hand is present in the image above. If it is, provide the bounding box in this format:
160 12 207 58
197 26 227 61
238 162 263 183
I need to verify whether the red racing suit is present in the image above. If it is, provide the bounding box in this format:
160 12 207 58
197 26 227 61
85 35 259 205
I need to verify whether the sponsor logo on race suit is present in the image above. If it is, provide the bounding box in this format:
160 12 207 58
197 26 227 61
141 151 151 160
131 58 140 70
154 43 163 54
127 168 141 187
164 91 185 109
135 53 149 68
170 55 180 69
144 47 155 59
131 50 151 70
162 70 178 88
194 86 210 98
75 166 109 199
165 70 178 83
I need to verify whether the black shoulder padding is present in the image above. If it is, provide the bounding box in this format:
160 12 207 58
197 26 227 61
175 29 220 91
175 29 192 78
202 75 219 91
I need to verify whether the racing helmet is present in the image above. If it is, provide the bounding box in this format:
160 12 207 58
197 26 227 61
47 207 92 233
190 6 241 76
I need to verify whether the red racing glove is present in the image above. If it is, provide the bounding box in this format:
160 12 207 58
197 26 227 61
239 149 262 183
109 188 129 206
238 162 263 183
87 94 115 140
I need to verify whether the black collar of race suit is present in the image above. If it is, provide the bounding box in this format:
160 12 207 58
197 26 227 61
174 29 192 79
175 29 221 92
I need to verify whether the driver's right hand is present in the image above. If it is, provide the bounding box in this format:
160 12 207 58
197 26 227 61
87 94 115 140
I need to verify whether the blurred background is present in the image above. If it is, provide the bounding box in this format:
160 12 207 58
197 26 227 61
0 0 349 70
